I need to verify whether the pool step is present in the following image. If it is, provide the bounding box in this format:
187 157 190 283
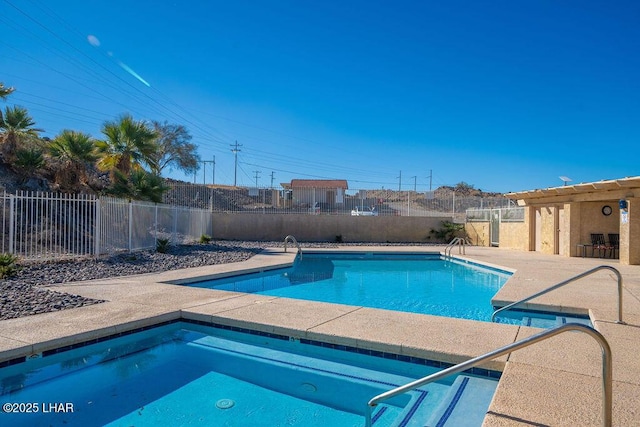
371 404 404 425
385 375 497 427
521 315 592 329
495 309 592 328
554 316 592 327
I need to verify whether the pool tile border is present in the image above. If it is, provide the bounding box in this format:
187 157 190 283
1 317 501 381
0 356 25 368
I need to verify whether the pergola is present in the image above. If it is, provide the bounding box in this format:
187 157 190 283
505 176 640 265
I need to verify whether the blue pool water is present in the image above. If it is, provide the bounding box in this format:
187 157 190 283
186 253 513 322
0 322 499 426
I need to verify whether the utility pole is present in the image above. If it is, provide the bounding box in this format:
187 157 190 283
397 170 402 191
270 171 275 189
428 169 433 191
412 176 417 192
253 170 261 188
230 141 242 187
200 159 215 185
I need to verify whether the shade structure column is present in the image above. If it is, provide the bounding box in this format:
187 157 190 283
619 197 640 265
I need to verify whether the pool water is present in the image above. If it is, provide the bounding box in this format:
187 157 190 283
0 322 499 426
187 254 513 322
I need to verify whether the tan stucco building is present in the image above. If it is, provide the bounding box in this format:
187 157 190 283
502 176 640 265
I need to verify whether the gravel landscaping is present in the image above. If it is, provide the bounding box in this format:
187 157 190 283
0 241 292 320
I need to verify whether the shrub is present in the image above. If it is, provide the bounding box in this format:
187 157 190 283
199 234 212 244
156 238 171 253
0 253 20 279
15 147 45 173
430 221 466 243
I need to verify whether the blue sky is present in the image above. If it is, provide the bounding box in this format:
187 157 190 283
1 0 638 193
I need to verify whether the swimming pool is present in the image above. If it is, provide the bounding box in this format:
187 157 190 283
183 253 513 322
0 321 499 426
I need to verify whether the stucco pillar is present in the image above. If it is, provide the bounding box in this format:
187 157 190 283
526 206 535 251
619 198 640 265
539 206 556 254
566 202 582 257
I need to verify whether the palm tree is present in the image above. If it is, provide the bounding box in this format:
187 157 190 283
96 114 158 179
0 82 14 100
49 130 99 186
0 105 42 163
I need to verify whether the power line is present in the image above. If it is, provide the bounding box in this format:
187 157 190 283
1 2 459 190
1 2 234 148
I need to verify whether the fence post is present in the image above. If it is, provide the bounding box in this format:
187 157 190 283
173 205 178 243
8 194 15 254
94 198 101 257
452 191 456 219
0 192 4 254
128 200 133 252
154 203 158 247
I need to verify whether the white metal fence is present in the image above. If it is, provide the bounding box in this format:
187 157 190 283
164 183 514 220
466 207 525 222
97 197 212 254
1 191 212 260
1 192 97 260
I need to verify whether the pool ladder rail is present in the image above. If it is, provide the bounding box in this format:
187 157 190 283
491 265 624 325
283 235 302 259
444 236 467 258
365 323 613 427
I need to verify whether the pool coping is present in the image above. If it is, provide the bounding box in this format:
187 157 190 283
1 245 639 426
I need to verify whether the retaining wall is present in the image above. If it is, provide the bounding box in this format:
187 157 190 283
212 213 450 243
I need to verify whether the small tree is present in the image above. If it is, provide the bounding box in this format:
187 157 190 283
149 121 200 176
454 182 475 192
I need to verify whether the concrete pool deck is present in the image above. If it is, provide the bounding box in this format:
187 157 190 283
1 246 639 426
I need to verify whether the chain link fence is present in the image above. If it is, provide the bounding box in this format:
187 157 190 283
164 182 514 221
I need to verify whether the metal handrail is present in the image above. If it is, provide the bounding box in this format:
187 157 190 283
444 237 459 257
283 235 302 258
491 265 624 324
444 237 466 257
365 323 612 427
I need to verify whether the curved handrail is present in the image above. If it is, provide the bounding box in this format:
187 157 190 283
491 265 624 324
444 237 459 257
283 235 302 259
444 237 466 258
365 323 612 427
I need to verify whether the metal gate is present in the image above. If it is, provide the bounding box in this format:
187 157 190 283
490 209 500 246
